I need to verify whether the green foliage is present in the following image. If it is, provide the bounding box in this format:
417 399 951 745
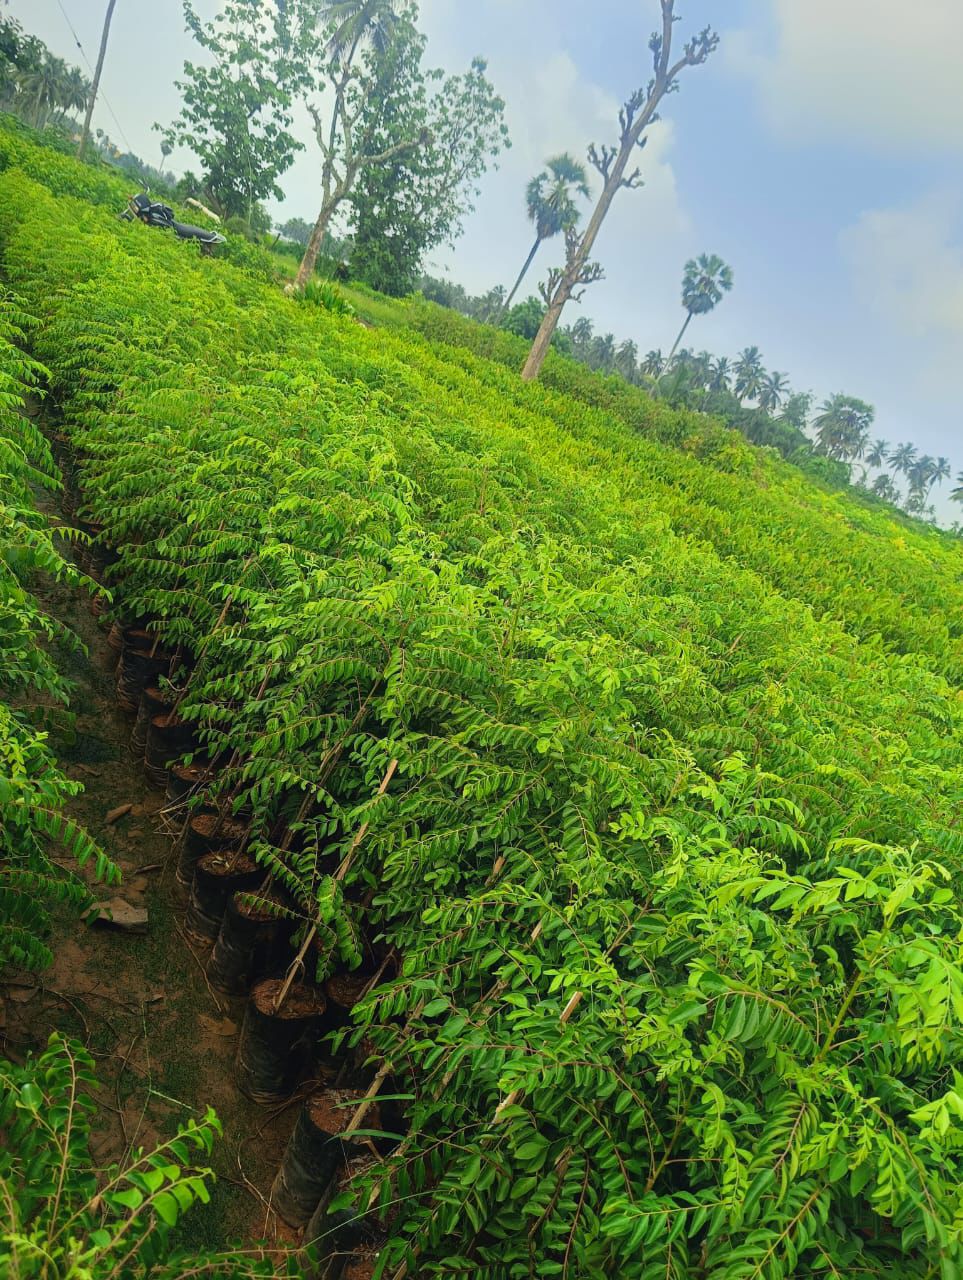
299 278 356 316
0 288 114 974
0 1034 287 1278
159 0 308 219
5 128 963 1276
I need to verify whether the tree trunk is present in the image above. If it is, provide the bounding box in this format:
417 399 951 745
78 0 117 161
294 204 334 290
520 285 570 381
520 131 641 382
501 236 542 316
652 310 693 391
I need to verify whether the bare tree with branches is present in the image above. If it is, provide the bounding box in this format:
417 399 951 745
520 1 718 382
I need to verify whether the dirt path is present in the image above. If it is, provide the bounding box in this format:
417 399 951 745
2 470 297 1255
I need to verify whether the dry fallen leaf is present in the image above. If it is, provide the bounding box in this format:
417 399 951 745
106 803 133 825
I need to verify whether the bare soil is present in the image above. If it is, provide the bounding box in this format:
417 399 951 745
1 486 303 1254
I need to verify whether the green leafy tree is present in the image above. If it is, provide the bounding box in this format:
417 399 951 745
292 0 419 289
277 215 314 246
659 253 733 380
348 45 509 297
521 2 718 380
159 0 307 219
779 389 813 431
500 154 589 315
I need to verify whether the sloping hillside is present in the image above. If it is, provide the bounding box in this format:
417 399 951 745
2 127 963 1279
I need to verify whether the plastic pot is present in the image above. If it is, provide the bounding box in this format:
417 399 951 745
175 812 248 888
144 712 196 789
207 891 281 996
234 979 326 1104
271 1090 377 1228
185 851 261 945
130 686 171 761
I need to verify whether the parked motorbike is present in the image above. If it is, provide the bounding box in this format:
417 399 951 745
121 192 226 253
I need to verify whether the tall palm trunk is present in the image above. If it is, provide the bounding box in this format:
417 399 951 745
500 235 542 317
649 310 692 394
663 310 693 372
78 0 117 161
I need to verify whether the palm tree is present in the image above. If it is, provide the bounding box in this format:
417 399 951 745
951 472 963 505
501 155 590 315
871 473 900 503
640 350 663 380
59 65 90 118
708 356 732 393
615 338 639 382
320 0 403 56
733 347 765 404
590 332 616 373
865 439 889 469
813 394 875 460
907 455 937 495
660 254 733 378
931 456 952 491
18 55 68 129
757 370 790 414
569 317 594 353
889 442 918 476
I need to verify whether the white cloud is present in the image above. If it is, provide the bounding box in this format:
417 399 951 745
727 0 963 152
840 191 963 388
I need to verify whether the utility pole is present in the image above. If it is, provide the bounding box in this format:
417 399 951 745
78 0 118 162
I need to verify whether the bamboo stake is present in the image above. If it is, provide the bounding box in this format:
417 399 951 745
271 759 398 1014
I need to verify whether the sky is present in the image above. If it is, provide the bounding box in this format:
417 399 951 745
10 0 963 516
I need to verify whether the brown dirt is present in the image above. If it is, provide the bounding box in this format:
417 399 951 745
325 973 371 1011
200 851 258 878
307 1089 378 1135
0 490 303 1254
253 979 327 1020
191 812 248 840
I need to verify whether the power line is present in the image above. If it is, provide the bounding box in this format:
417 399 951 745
53 0 136 157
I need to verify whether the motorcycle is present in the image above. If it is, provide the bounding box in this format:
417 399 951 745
121 192 226 253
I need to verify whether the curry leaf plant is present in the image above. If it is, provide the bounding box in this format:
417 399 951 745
0 1033 294 1278
2 126 963 1276
0 289 115 973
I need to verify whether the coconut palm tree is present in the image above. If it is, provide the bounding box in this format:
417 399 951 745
758 370 790 414
951 473 963 505
501 155 590 315
871 473 900 503
590 332 617 373
708 356 732 393
659 254 733 379
889 442 918 476
615 338 639 382
931 456 952 491
640 349 663 380
319 0 403 56
865 439 889 469
813 394 875 460
18 55 68 129
733 347 765 404
907 455 937 495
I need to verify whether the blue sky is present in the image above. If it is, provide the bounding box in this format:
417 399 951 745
12 0 963 512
